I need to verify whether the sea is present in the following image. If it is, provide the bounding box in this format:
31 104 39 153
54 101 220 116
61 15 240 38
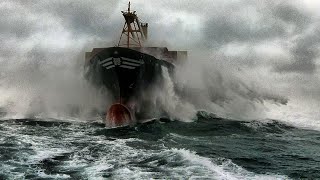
0 111 319 179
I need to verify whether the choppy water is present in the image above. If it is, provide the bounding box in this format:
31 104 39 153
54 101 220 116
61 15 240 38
0 111 320 179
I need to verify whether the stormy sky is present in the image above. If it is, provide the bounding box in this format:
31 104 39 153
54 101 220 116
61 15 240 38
1 0 320 125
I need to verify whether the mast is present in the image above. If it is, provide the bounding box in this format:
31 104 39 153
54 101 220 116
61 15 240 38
127 2 130 48
118 2 147 48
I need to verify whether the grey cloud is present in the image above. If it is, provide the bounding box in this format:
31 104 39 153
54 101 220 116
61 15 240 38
1 0 319 76
44 1 120 38
275 59 316 74
203 16 286 47
274 24 320 74
201 2 290 48
202 1 312 49
0 3 36 38
0 0 122 63
1 0 120 40
199 0 319 75
272 3 310 28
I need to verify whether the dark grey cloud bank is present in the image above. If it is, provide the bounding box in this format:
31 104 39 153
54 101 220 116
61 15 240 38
1 0 119 37
0 0 320 121
275 23 320 74
201 1 319 74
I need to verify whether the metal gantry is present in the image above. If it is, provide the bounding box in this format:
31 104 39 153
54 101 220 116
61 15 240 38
118 2 148 48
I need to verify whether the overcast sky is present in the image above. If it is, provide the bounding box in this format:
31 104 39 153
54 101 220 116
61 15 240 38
1 0 320 121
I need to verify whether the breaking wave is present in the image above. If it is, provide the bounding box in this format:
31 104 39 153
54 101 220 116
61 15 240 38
0 118 299 179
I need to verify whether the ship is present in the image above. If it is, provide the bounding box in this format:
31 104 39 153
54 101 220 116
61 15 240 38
84 2 187 127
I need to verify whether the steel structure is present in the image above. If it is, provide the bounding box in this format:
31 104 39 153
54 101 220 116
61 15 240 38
118 2 147 47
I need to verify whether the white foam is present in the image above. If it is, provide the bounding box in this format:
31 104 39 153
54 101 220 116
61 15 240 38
0 120 291 179
37 171 71 179
165 148 288 180
0 164 26 179
264 98 320 131
158 67 197 121
83 160 114 180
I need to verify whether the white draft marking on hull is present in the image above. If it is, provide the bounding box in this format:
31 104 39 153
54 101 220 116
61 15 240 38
106 65 115 69
99 57 113 65
122 61 141 67
119 65 135 69
121 57 143 64
102 61 113 67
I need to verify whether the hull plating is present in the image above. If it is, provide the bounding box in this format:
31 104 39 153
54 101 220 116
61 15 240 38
85 47 174 125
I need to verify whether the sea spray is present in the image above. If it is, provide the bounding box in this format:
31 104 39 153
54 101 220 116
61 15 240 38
173 53 289 121
0 54 111 120
157 67 196 121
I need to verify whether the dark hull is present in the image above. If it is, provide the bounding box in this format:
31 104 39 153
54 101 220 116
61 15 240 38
85 47 174 122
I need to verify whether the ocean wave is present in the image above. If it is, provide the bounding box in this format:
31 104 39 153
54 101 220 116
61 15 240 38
163 148 288 180
0 119 291 179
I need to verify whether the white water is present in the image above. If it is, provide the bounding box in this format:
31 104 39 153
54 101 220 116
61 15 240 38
1 54 320 132
157 67 196 121
0 121 289 179
264 98 320 131
0 57 111 121
171 54 320 131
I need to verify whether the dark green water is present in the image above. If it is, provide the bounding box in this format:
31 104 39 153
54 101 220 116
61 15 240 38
0 111 319 179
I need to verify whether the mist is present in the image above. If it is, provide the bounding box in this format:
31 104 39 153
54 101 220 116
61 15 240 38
0 49 112 120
